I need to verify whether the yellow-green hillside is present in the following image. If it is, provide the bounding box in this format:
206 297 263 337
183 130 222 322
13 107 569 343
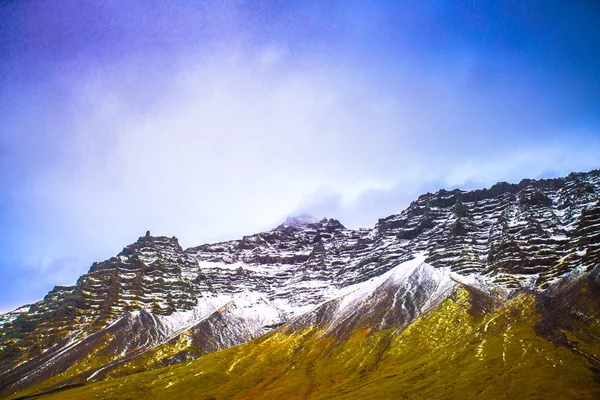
10 286 600 400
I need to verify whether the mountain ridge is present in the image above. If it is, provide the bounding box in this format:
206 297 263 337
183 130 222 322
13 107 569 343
1 169 599 398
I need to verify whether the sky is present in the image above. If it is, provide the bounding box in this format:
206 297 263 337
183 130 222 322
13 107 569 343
1 0 599 312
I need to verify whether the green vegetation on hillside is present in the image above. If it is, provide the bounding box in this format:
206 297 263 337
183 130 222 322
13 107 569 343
10 286 600 400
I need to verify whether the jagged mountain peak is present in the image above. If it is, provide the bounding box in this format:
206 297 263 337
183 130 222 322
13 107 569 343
281 213 321 227
274 214 345 232
130 231 181 248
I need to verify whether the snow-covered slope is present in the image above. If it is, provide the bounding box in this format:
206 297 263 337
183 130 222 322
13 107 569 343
287 254 456 337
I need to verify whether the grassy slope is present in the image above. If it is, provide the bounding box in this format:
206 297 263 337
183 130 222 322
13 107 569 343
9 286 599 400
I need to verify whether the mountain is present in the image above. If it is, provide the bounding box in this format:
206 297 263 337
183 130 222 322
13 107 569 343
1 170 599 399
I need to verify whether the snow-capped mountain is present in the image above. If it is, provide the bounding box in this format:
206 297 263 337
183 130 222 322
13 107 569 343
1 170 599 398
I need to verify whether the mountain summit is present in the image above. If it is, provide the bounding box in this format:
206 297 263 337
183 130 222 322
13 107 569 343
279 214 322 228
1 170 599 399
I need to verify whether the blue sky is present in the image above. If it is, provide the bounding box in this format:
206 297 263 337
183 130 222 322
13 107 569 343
1 0 599 312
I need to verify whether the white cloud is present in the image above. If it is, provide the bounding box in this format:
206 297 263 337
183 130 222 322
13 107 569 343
4 43 600 293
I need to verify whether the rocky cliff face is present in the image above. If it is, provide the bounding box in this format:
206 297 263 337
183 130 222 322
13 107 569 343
1 170 599 398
